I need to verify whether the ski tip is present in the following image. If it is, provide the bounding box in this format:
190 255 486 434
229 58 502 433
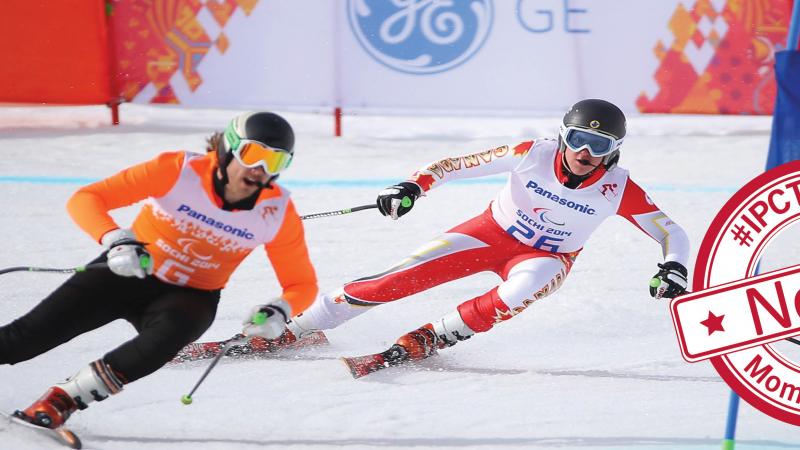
2 410 82 449
340 357 364 379
56 428 82 449
340 354 390 379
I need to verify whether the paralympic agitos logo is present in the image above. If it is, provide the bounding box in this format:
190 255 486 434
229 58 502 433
533 207 565 226
670 161 800 426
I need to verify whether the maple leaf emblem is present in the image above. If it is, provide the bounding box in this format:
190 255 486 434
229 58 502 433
513 141 533 156
411 173 435 191
492 307 517 323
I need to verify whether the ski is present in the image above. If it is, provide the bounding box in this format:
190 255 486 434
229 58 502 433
0 410 82 449
341 344 414 379
169 330 329 364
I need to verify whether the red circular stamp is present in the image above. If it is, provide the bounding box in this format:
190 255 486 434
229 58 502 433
687 160 800 426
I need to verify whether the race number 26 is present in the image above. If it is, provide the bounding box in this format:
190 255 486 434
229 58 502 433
506 220 564 252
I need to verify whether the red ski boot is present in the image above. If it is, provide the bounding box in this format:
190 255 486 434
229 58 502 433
14 386 78 429
341 324 443 378
395 324 443 361
342 312 478 378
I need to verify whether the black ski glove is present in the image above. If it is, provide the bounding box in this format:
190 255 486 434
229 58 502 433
649 261 688 299
377 182 422 220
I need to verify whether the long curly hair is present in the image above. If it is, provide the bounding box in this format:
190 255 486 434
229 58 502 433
206 132 226 167
206 132 223 155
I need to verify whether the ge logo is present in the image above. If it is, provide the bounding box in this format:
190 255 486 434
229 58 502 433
347 0 493 75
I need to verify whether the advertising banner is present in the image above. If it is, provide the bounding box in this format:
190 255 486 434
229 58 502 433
111 0 792 115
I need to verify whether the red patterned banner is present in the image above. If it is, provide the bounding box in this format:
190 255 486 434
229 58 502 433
637 0 793 114
110 0 258 104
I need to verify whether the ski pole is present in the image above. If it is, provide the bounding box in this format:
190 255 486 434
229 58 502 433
3 204 383 276
300 203 377 220
0 262 108 276
300 197 413 221
180 333 248 405
5 203 388 275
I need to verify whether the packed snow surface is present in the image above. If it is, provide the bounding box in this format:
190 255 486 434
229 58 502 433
0 105 797 449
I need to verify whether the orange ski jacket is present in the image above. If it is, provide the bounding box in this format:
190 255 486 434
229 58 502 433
66 151 318 313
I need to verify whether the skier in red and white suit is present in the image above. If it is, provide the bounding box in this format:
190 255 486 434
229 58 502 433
254 99 690 363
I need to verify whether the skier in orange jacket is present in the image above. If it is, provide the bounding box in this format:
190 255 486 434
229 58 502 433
0 112 317 430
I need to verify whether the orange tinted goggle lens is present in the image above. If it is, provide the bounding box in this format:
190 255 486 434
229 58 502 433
237 141 292 174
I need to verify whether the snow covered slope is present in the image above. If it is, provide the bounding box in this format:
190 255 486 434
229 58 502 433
0 105 796 449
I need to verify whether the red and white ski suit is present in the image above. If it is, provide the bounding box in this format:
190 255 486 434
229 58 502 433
296 139 689 335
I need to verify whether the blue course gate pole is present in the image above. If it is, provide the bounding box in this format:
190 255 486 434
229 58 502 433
722 391 740 450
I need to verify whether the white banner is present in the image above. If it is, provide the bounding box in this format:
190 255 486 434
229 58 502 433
131 0 724 115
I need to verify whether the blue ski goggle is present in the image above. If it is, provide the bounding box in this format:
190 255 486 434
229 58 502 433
559 125 623 157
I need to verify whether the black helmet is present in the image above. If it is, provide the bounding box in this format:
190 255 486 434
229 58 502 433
216 111 295 187
559 99 626 169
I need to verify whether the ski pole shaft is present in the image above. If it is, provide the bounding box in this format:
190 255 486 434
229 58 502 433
0 262 108 276
300 204 377 220
182 333 246 404
4 205 377 276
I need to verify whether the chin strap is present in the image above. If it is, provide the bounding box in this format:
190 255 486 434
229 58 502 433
212 163 280 211
212 171 264 211
558 152 597 188
256 174 279 189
